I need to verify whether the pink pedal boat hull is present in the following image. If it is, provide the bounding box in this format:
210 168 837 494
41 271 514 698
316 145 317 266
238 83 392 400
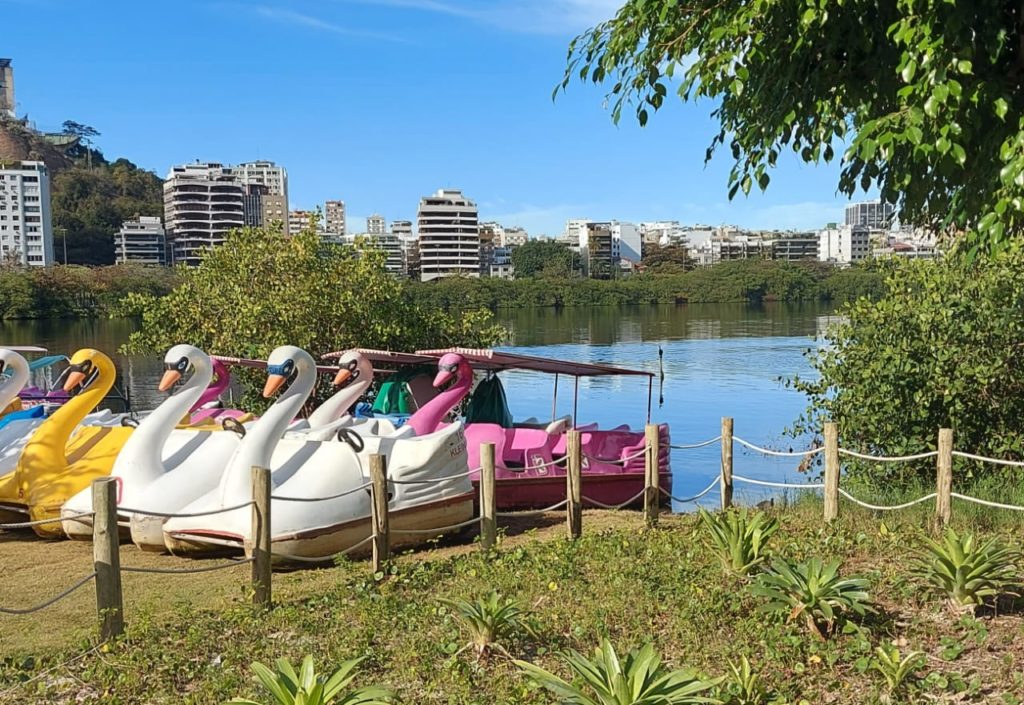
472 471 672 511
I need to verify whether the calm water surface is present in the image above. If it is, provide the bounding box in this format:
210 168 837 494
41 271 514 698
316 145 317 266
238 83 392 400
0 303 836 507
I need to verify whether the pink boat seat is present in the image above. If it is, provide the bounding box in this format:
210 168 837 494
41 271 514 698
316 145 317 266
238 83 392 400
466 422 509 478
551 423 598 456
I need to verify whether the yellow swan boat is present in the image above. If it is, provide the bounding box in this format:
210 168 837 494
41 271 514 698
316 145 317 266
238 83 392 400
0 349 133 537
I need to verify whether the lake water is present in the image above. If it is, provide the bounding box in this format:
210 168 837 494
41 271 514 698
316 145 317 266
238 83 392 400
0 303 835 508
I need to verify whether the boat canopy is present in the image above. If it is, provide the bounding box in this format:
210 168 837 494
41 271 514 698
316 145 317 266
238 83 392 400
4 345 48 353
414 347 654 378
28 355 68 371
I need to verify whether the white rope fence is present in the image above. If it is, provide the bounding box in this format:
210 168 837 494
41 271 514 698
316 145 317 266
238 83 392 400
734 437 824 458
669 436 721 450
733 474 825 490
390 515 482 536
838 448 939 462
0 511 94 530
660 475 721 504
952 450 1024 468
838 489 938 511
273 535 377 564
582 445 649 466
496 499 569 518
951 493 1024 511
0 572 97 615
581 488 646 510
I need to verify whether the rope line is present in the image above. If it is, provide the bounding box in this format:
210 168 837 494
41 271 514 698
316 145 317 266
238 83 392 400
0 572 97 615
951 493 1024 511
121 558 254 575
732 475 825 489
838 489 937 511
733 437 825 458
0 511 94 530
669 436 721 450
581 445 650 465
388 469 479 485
951 451 1024 468
272 482 372 503
119 501 255 519
838 448 938 462
516 455 567 471
659 475 721 503
580 488 646 510
496 499 569 518
273 535 376 563
0 644 103 698
389 515 481 535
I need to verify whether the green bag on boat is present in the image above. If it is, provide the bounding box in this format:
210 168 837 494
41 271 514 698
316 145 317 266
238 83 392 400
465 374 513 428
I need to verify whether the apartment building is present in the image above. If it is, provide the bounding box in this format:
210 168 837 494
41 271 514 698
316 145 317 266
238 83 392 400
366 213 386 235
818 224 870 265
417 189 479 281
0 160 54 266
845 200 895 230
163 162 244 266
325 200 346 236
115 215 166 265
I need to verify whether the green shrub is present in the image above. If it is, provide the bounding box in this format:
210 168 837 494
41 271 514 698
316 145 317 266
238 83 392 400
750 557 873 637
699 508 779 576
439 591 535 658
870 644 924 697
913 528 1019 612
225 656 391 705
515 639 721 705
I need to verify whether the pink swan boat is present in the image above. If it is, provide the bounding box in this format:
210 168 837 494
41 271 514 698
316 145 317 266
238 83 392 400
327 347 672 510
188 358 250 424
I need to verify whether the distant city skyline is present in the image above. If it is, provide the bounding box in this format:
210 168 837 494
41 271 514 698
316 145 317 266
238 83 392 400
6 1 873 235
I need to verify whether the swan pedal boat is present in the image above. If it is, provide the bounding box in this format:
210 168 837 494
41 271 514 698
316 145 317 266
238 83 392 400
60 346 370 548
162 346 475 562
329 347 672 510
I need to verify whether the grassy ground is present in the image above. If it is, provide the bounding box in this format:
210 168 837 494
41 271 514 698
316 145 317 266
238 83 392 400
2 503 1023 704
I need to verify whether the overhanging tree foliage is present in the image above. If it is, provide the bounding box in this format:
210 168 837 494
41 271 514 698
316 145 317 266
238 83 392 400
562 1 1024 256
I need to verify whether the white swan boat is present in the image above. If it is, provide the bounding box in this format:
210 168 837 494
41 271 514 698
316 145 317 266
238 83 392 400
77 346 379 551
162 345 474 561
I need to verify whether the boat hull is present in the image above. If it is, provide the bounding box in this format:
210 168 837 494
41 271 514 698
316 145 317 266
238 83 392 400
164 492 476 563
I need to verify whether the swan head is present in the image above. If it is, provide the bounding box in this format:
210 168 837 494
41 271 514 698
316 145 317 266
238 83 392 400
159 344 211 392
263 345 314 398
62 348 111 394
433 352 469 389
0 348 28 382
332 350 372 388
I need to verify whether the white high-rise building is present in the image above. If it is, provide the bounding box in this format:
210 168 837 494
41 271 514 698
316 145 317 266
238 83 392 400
234 161 288 200
366 213 386 235
845 200 895 230
818 224 870 265
325 200 346 236
417 189 479 282
0 160 54 266
344 232 403 274
502 226 528 248
390 219 412 238
609 221 642 264
163 162 244 266
115 216 166 265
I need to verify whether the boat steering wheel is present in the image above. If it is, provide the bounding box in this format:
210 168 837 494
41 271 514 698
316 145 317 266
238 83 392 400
222 417 246 438
336 427 365 453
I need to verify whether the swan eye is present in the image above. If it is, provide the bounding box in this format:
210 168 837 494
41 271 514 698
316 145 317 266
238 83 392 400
441 363 459 373
347 360 358 370
0 360 6 375
176 357 189 372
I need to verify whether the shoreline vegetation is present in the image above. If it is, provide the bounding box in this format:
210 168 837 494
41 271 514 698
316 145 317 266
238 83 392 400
0 257 886 320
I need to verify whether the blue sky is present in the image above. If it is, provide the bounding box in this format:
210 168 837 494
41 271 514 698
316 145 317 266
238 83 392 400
5 0 858 235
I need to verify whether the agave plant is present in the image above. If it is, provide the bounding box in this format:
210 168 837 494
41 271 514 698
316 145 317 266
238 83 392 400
719 656 773 705
913 528 1019 612
699 508 779 576
750 557 873 638
439 591 535 658
514 639 721 705
870 644 924 697
225 656 391 705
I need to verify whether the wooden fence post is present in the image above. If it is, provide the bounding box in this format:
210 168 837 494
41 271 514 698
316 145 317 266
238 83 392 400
566 429 582 539
92 478 124 641
480 443 497 551
250 466 272 608
720 417 734 510
936 428 953 529
644 424 660 527
370 454 390 571
823 423 840 522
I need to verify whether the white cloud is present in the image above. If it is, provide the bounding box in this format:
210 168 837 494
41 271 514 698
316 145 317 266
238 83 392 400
337 0 620 34
241 5 407 42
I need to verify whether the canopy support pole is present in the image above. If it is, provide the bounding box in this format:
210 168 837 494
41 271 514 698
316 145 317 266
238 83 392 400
551 373 559 423
646 376 653 424
572 376 579 429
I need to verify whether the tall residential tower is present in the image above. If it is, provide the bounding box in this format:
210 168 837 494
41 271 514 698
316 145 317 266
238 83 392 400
417 189 479 282
0 160 54 266
163 162 244 266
